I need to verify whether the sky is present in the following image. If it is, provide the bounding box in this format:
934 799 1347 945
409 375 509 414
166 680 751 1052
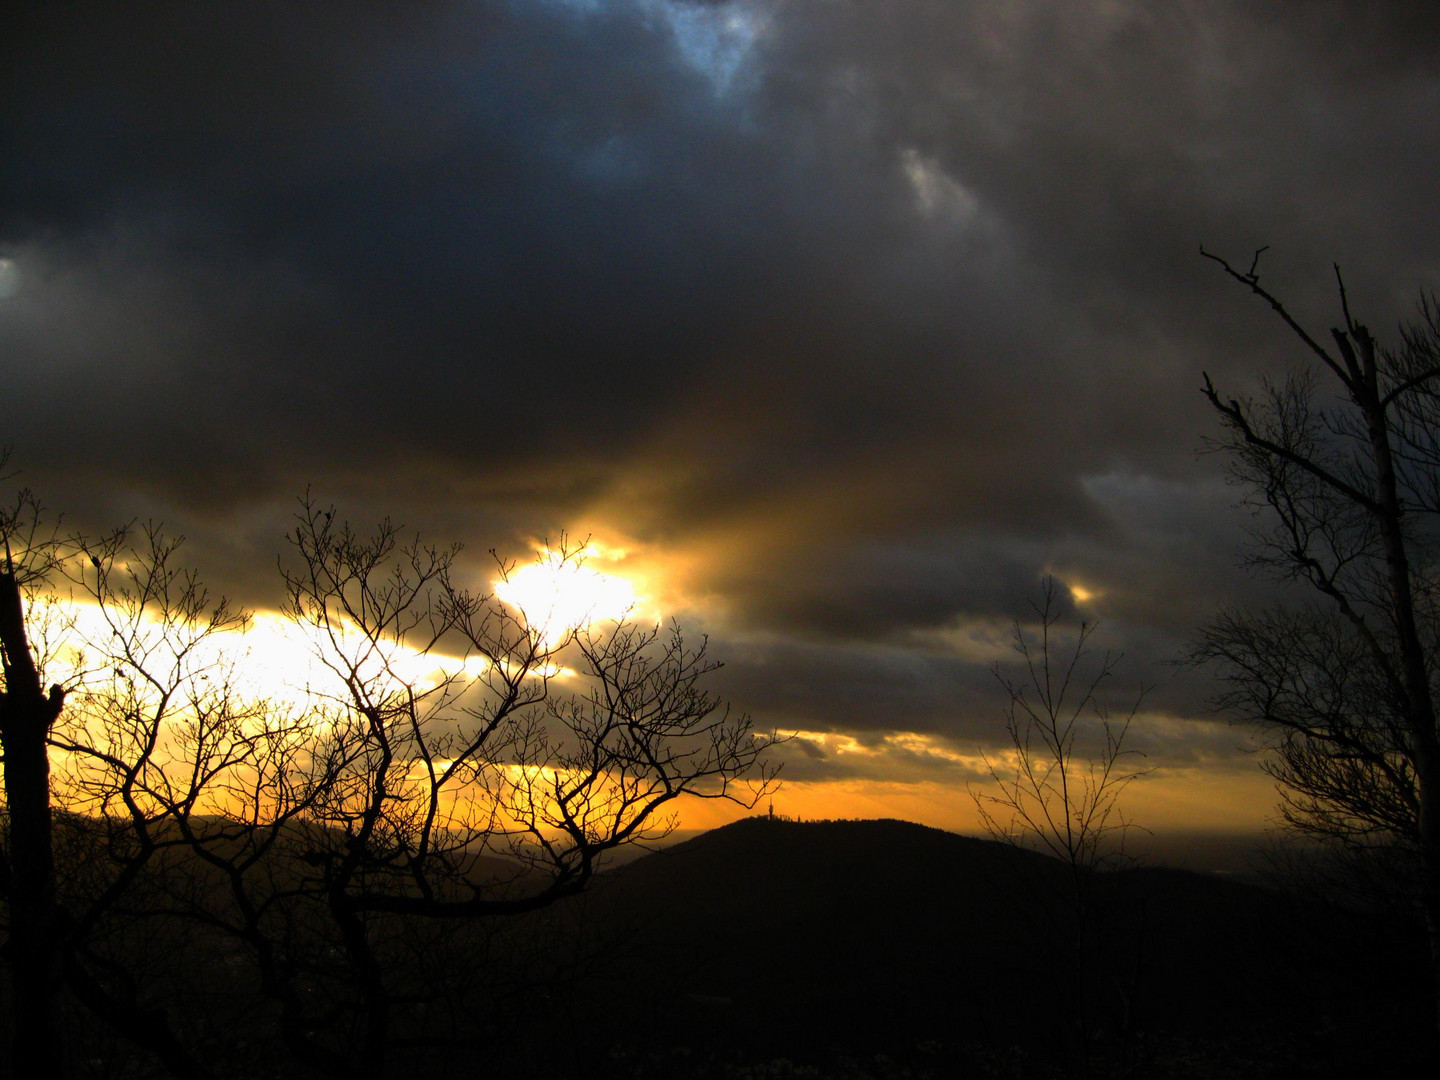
4 0 1439 842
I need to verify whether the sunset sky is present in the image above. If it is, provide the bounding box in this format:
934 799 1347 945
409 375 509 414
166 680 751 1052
4 1 1438 842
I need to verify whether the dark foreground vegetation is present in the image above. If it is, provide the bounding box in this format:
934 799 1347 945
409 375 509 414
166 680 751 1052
2 816 1430 1079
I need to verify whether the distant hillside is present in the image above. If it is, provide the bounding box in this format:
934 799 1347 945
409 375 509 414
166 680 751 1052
47 812 1429 1078
530 816 1433 1077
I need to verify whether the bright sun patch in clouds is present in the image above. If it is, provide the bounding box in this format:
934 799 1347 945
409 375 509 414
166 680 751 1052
34 597 481 716
36 546 644 721
494 546 638 646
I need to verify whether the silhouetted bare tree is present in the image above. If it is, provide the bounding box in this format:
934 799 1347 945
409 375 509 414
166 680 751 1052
160 499 776 1078
974 579 1146 870
2 485 776 1078
972 577 1147 1077
0 476 67 1077
1 474 229 1078
1193 247 1440 1040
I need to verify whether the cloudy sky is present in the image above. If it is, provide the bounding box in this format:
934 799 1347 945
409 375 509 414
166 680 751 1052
5 1 1438 838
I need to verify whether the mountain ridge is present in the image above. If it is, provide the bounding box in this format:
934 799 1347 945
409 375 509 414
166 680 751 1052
540 815 1432 1076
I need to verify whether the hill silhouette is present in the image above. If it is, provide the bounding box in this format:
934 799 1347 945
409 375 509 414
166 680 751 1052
530 817 1433 1078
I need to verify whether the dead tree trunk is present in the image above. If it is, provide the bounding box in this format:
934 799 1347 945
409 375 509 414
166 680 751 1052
0 569 66 1077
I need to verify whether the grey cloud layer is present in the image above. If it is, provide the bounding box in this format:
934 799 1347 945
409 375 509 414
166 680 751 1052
3 0 1436 774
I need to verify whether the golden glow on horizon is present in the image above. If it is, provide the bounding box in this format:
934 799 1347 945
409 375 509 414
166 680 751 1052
494 546 638 646
30 587 1279 839
672 763 1277 838
722 724 1278 839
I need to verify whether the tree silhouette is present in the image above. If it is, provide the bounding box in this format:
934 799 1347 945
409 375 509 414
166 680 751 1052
0 477 67 1077
971 577 1147 1077
1194 247 1440 1043
1 483 776 1077
1 475 227 1077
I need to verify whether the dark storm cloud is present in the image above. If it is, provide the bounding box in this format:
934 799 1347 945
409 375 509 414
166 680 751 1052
3 0 1438 767
709 631 983 736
